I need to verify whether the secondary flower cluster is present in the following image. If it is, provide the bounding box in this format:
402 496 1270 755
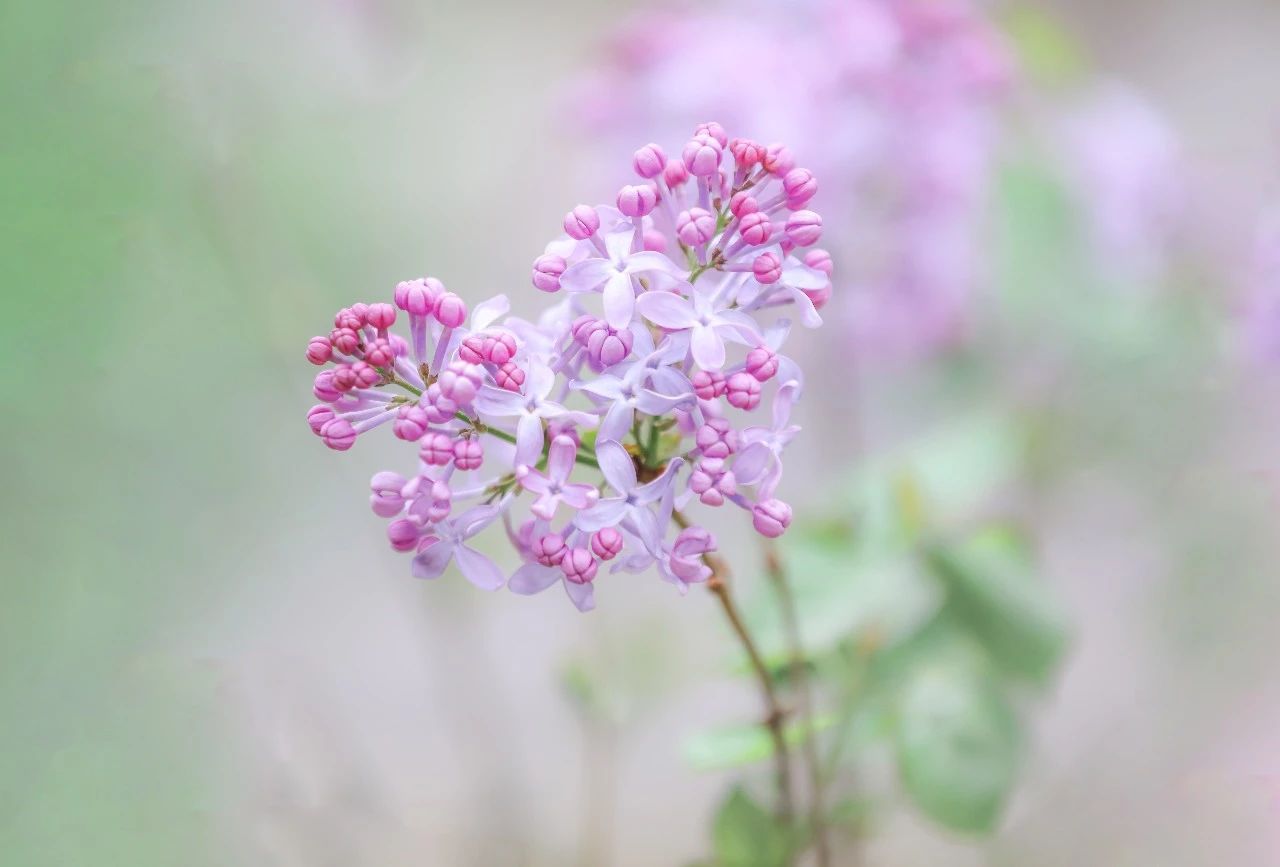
304 123 829 610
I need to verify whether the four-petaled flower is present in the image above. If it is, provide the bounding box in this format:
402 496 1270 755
411 503 507 590
636 283 762 371
561 228 687 328
516 435 601 520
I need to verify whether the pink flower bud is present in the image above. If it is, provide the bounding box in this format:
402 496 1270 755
435 292 467 328
307 404 335 434
633 143 667 179
785 210 823 247
560 547 598 584
366 302 397 330
803 283 832 310
436 366 477 406
334 306 364 330
695 419 737 458
564 204 600 240
617 183 659 218
370 471 407 518
330 327 361 356
692 369 727 400
745 346 779 382
752 499 793 538
364 338 394 368
453 438 483 471
350 361 380 389
313 370 342 402
804 248 833 276
387 519 420 552
420 432 455 466
394 278 441 315
532 253 566 292
738 212 773 246
306 336 332 365
729 192 758 218
320 417 357 451
586 324 633 370
533 533 567 567
725 372 762 410
458 335 486 364
591 528 623 561
682 135 723 177
752 252 782 284
729 138 765 169
762 143 795 175
642 229 668 252
331 364 358 393
393 405 429 441
782 168 818 208
422 383 457 423
495 362 526 392
693 121 728 146
677 208 716 246
663 157 690 188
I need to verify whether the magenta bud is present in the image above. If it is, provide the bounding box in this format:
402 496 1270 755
307 405 335 434
364 338 394 368
692 369 727 400
642 229 668 252
351 361 380 388
306 336 332 365
334 306 364 330
682 134 723 177
663 157 690 188
617 183 659 218
387 519 419 552
752 252 782 284
783 168 818 208
633 142 667 179
320 417 357 451
804 283 832 310
725 372 762 410
453 439 483 471
393 405 430 441
420 432 455 466
370 471 408 517
532 253 567 292
560 547 598 584
330 327 361 356
762 143 795 175
676 208 716 246
458 335 486 364
436 367 477 406
487 331 517 365
729 137 765 169
729 192 759 218
591 528 623 561
495 362 526 392
366 302 397 330
533 533 567 567
435 292 467 328
422 383 457 423
394 278 441 316
693 121 728 146
313 370 342 403
745 346 779 382
804 248 833 276
785 210 823 247
564 204 600 240
586 324 633 370
331 364 358 393
752 499 793 538
738 212 773 246
695 420 736 458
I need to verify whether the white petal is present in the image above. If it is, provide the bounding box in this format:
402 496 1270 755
602 271 636 329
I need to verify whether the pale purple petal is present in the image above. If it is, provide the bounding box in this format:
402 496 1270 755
715 310 764 345
454 544 505 591
560 482 598 511
531 491 561 521
783 261 829 290
577 376 625 401
474 386 525 417
774 381 800 430
624 251 685 276
595 439 638 493
517 467 551 495
471 294 510 332
733 442 773 486
527 361 556 400
564 578 596 613
635 456 683 504
604 228 634 264
508 562 560 595
560 257 615 294
411 540 454 580
456 503 504 538
598 400 633 444
573 497 629 533
546 435 577 483
690 325 726 370
602 271 637 329
635 388 690 416
635 291 697 330
784 286 823 328
516 413 543 466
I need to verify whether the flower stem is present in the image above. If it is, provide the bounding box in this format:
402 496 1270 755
453 411 600 470
764 540 832 867
674 510 796 825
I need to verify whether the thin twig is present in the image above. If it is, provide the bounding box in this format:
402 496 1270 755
764 541 832 867
674 510 796 824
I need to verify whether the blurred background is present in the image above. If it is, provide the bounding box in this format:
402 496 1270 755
4 0 1280 864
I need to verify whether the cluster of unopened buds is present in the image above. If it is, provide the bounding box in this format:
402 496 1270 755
304 123 831 611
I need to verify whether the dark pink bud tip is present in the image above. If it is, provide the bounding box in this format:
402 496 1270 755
387 519 420 552
785 210 823 247
752 252 782 285
729 192 758 218
532 254 567 292
393 405 429 442
729 137 766 169
663 157 690 188
350 360 381 389
313 370 342 403
762 143 795 176
692 369 727 400
782 168 818 208
745 346 779 382
365 338 395 369
591 528 623 561
564 204 601 240
804 284 832 310
306 336 332 365
725 372 762 410
453 439 483 471
307 405 335 434
693 121 728 147
738 212 773 247
803 248 833 276
495 362 526 392
617 183 659 218
320 417 357 451
334 307 364 330
330 327 361 356
677 208 716 246
394 278 441 316
533 533 567 567
435 292 467 329
560 547 599 584
752 499 793 538
366 302 397 330
633 143 667 179
682 134 723 178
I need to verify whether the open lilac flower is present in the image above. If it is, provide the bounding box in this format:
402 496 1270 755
302 122 827 610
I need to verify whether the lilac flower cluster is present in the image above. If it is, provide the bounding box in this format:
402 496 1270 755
569 0 1010 358
304 124 830 611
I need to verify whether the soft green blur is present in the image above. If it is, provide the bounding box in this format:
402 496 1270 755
5 1 1280 865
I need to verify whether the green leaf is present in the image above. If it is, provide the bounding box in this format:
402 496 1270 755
895 667 1021 833
684 716 835 771
711 786 792 867
925 528 1068 685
